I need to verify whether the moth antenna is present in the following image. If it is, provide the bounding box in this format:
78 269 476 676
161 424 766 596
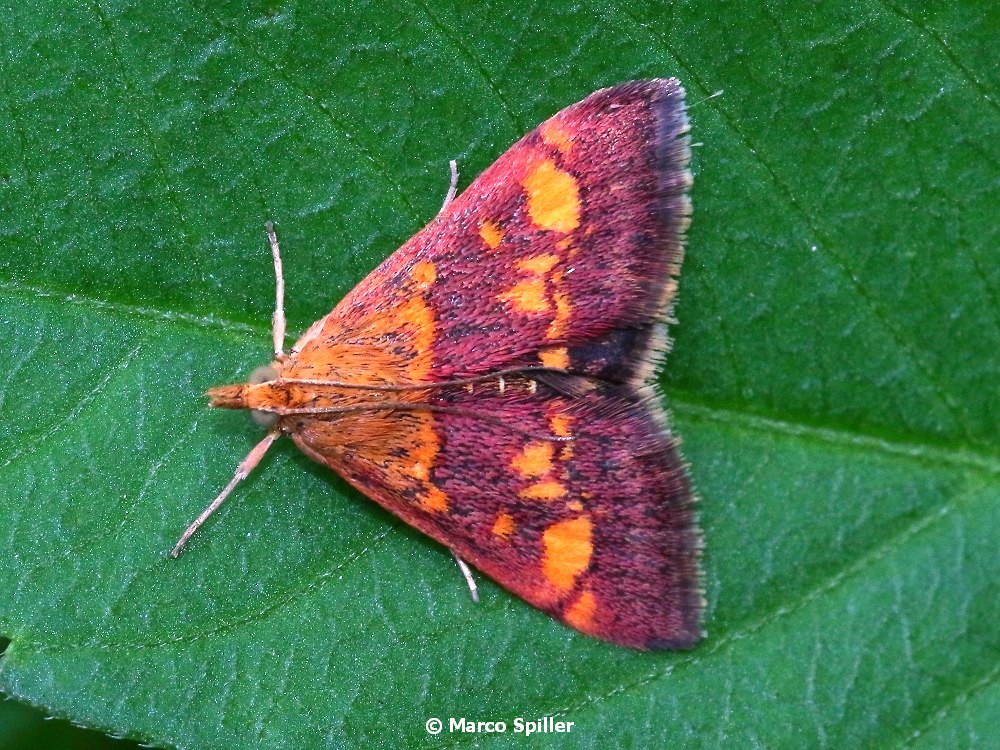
439 159 459 213
170 428 282 557
452 552 479 603
265 221 287 359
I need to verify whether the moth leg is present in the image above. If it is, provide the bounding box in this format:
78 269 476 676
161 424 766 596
452 551 479 603
264 221 287 360
438 159 459 214
170 428 282 558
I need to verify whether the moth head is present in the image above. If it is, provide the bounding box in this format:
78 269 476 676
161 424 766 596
206 363 282 428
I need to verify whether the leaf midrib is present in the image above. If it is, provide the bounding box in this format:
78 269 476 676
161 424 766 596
2 274 996 474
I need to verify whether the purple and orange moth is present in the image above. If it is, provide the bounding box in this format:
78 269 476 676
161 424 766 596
172 79 703 650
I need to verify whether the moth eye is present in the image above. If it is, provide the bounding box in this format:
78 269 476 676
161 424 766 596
251 409 278 428
249 365 279 427
249 364 279 384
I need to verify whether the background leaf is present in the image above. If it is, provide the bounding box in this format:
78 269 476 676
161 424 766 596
1 1 997 749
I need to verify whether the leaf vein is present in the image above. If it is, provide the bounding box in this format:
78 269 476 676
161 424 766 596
604 0 980 444
406 0 526 134
88 0 195 247
896 659 1000 749
20 527 394 655
0 339 146 472
0 278 261 338
189 2 424 224
672 395 1000 476
875 0 1000 116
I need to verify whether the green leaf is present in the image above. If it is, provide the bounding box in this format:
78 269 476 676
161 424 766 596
0 665 140 750
1 1 997 749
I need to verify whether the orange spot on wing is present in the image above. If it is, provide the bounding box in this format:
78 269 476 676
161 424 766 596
406 413 439 478
521 479 567 501
382 287 444 511
539 346 569 369
479 220 504 250
516 253 560 275
541 516 593 591
511 441 554 478
549 413 573 437
540 120 574 155
410 259 437 288
420 485 449 512
404 413 448 513
492 511 516 539
499 277 550 314
523 159 580 233
409 460 430 482
393 294 436 380
547 283 571 340
567 500 584 512
563 589 597 629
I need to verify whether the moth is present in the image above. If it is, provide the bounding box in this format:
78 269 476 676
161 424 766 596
172 79 703 650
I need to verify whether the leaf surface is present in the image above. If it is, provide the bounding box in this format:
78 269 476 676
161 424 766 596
0 1 997 748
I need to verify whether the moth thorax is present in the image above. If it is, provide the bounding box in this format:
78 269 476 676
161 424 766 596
249 364 280 428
